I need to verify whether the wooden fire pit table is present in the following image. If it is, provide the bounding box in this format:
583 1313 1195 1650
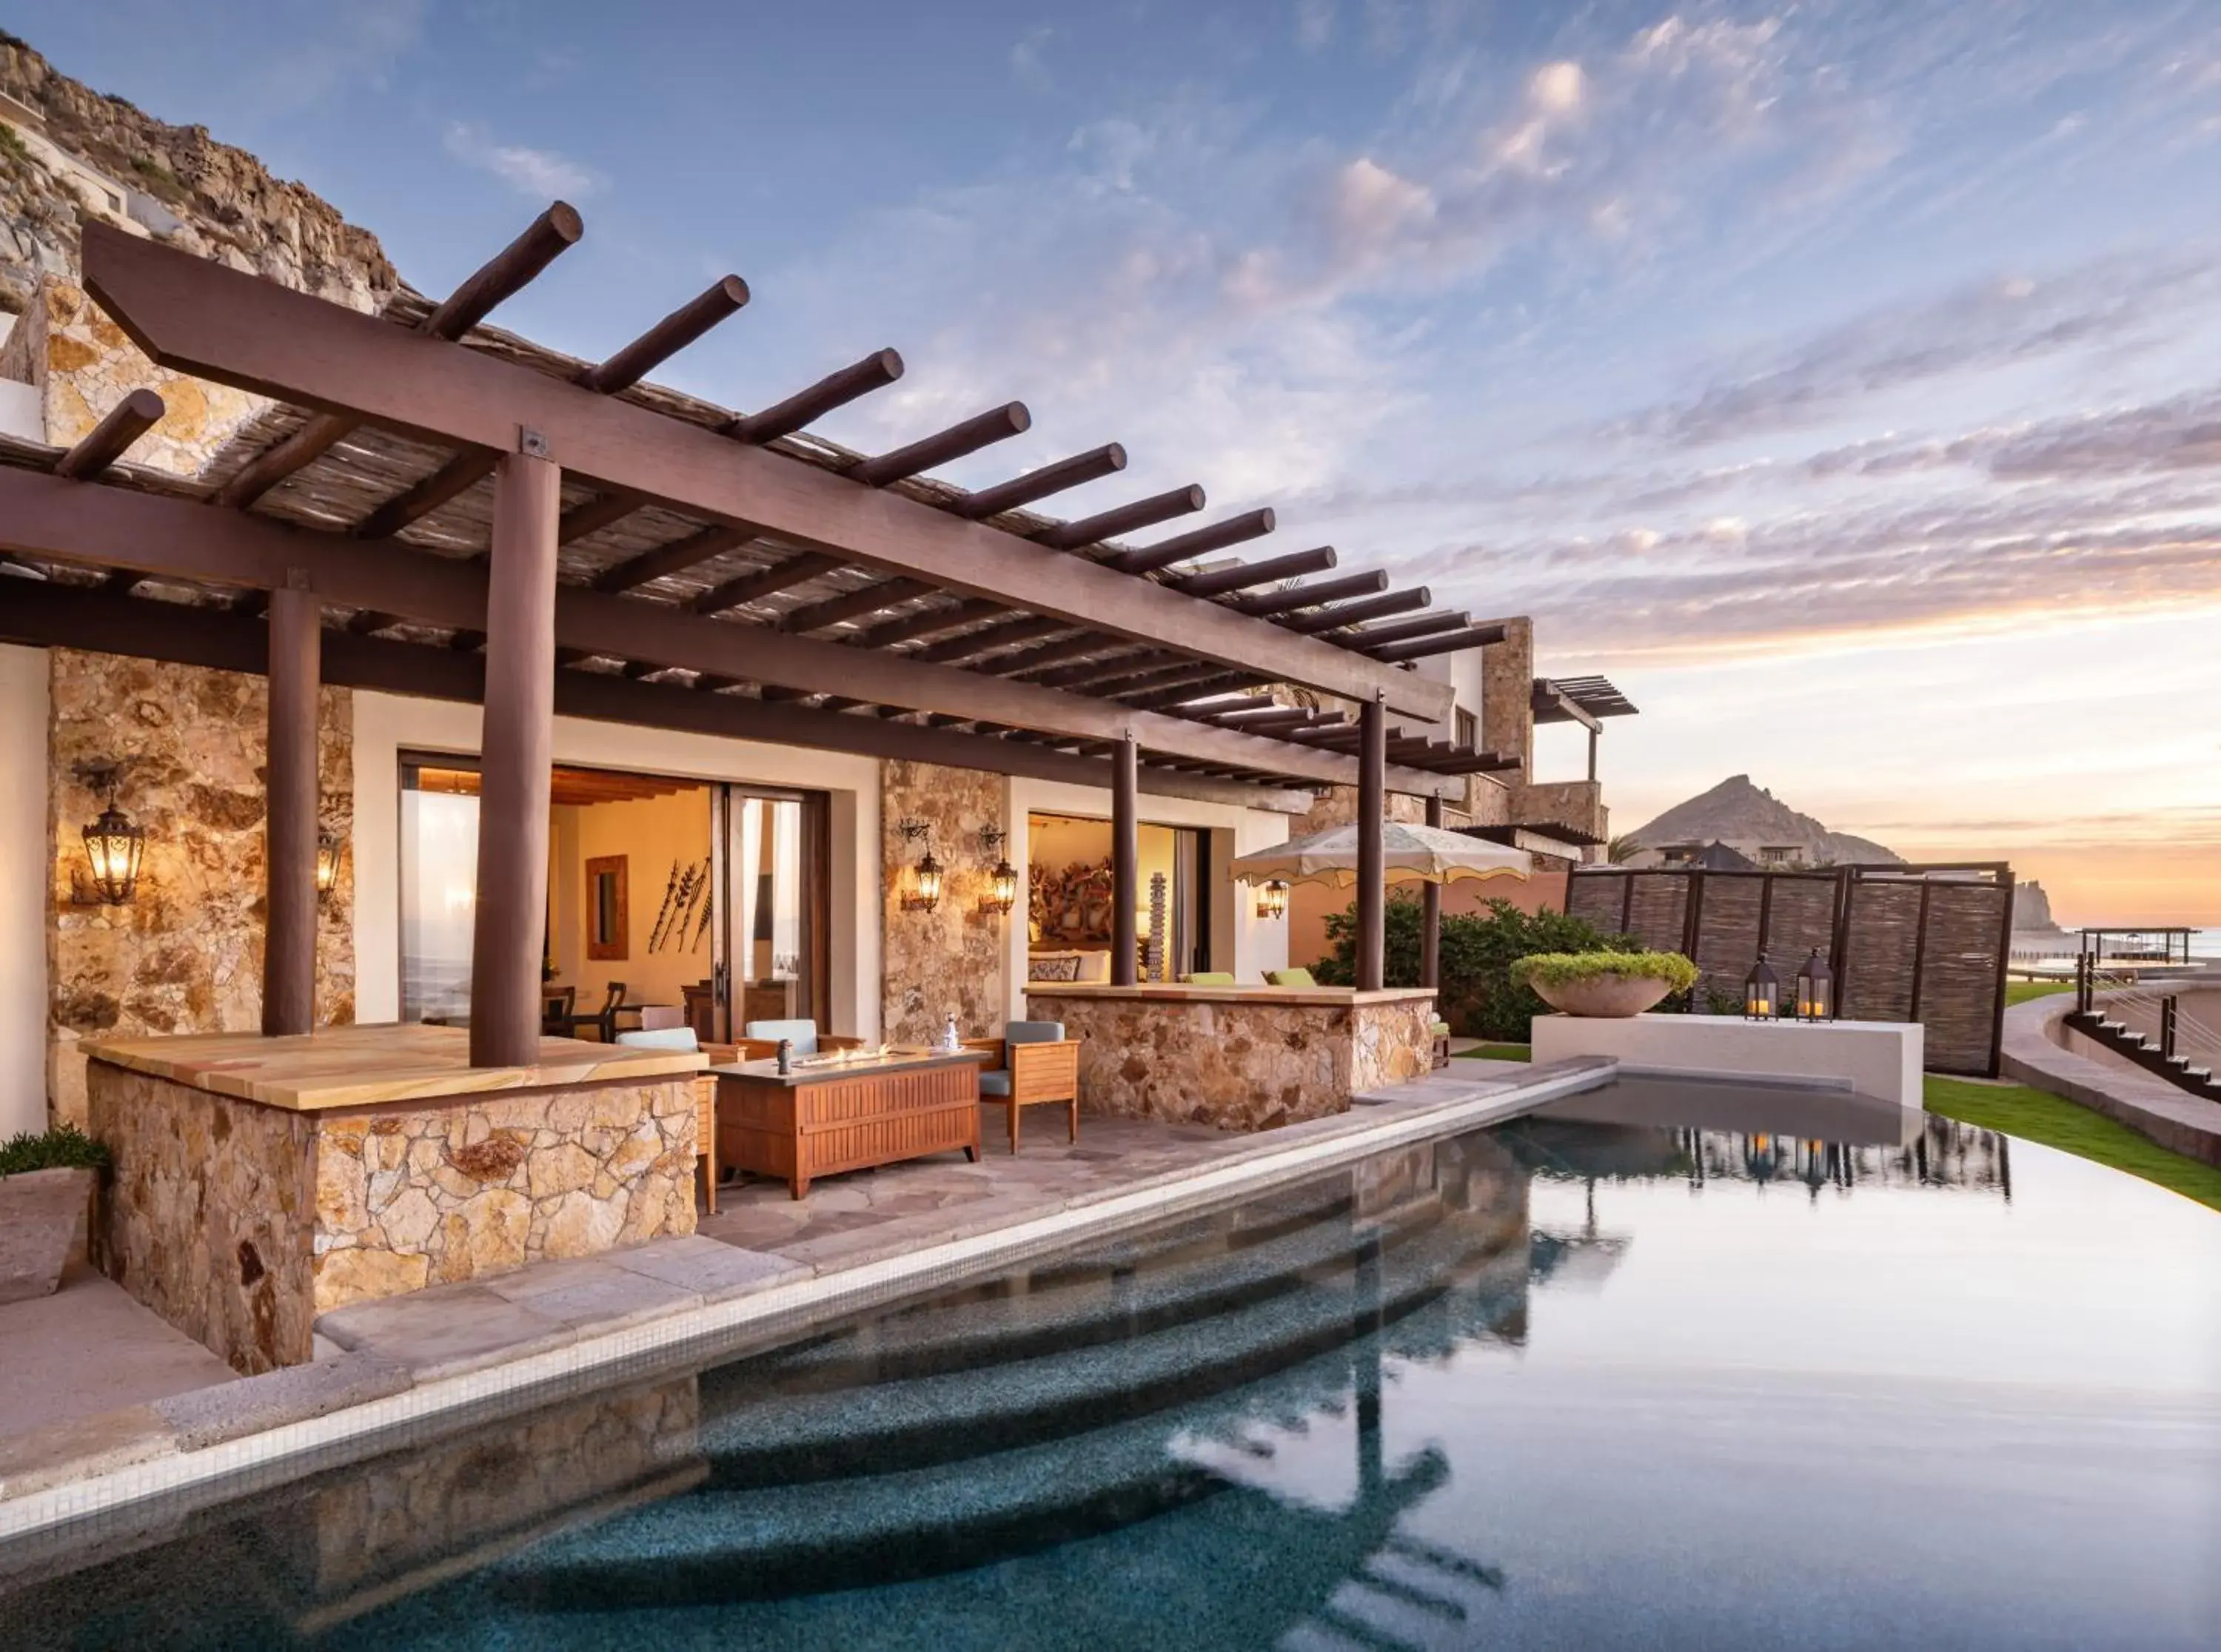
712 1048 988 1200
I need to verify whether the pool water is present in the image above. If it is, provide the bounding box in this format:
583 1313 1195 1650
4 1078 2217 1650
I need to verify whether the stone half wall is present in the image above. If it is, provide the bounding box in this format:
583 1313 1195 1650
880 759 1010 1046
47 650 354 1126
89 1061 698 1371
1028 992 1434 1131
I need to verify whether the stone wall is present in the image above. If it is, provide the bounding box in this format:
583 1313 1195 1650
47 651 353 1126
881 759 1009 1045
1480 620 1535 779
1028 989 1435 1130
0 278 272 474
88 1061 699 1371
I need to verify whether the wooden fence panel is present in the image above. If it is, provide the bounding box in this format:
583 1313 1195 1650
1689 875 1763 1008
1624 873 1689 953
1918 882 2011 1075
1764 876 1839 975
1841 879 1923 1023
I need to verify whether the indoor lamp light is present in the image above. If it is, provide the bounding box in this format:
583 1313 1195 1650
1795 948 1835 1022
1743 953 1778 1021
80 776 145 906
1256 880 1290 921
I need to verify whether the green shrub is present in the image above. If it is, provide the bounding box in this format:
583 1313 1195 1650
1310 895 1632 1041
0 1121 110 1178
1509 950 1700 993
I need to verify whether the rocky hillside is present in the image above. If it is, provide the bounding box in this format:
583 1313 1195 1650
0 30 395 316
1625 776 1902 865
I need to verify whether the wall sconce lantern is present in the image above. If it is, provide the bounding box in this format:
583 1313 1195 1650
1256 880 1290 921
1795 949 1835 1022
315 833 342 898
78 767 146 906
1743 953 1778 1021
898 819 942 913
979 826 1018 917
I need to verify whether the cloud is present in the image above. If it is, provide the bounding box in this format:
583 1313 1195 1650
1807 391 2221 481
442 123 600 198
1294 0 1335 53
1011 26 1053 92
1610 254 2219 447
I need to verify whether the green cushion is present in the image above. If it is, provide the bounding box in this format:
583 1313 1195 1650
1181 972 1237 986
1431 1020 1451 1038
1265 967 1317 988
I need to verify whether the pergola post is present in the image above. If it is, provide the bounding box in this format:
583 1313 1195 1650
1112 736 1139 987
1421 793 1443 993
469 446 560 1068
261 574 319 1036
1357 694 1386 992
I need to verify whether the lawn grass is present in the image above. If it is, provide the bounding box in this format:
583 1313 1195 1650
1923 1076 2221 1212
2006 980 2076 1007
1455 1042 1532 1062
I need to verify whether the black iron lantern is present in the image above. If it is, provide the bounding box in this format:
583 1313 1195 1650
979 825 1018 916
912 847 943 913
1743 953 1779 1020
315 833 341 897
80 774 145 906
1256 880 1290 921
1795 948 1835 1021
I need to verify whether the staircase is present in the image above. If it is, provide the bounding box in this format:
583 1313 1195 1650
2067 961 2221 1102
478 1144 1530 1636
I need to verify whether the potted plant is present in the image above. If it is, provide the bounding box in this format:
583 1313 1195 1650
0 1123 110 1305
1510 950 1701 1018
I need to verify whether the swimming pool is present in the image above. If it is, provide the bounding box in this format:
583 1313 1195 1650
4 1076 2216 1649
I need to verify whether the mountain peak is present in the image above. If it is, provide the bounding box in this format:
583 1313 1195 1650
1627 778 1900 867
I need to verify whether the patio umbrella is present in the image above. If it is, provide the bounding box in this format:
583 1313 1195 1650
1226 821 1531 888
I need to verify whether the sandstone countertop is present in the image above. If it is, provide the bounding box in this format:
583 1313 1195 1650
78 1023 706 1112
1026 984 1437 1010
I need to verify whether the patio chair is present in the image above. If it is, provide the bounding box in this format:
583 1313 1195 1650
616 1026 731 1214
637 1004 686 1032
1264 967 1318 988
963 1021 1081 1153
541 984 575 1038
737 1018 865 1061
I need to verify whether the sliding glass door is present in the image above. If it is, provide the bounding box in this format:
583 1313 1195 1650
715 787 829 1037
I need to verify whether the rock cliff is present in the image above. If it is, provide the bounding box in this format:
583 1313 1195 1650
0 30 395 316
1625 775 1901 866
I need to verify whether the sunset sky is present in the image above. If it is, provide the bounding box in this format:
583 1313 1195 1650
30 1 2221 924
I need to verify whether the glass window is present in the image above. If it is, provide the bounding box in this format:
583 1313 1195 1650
400 767 480 1022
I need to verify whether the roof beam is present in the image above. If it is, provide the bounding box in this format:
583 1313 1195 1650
846 403 1030 488
58 389 165 481
1230 571 1388 617
957 443 1125 520
1370 623 1510 662
1036 486 1205 551
86 226 1447 721
0 466 1458 795
689 551 843 617
1107 508 1275 575
727 349 903 444
214 202 582 511
777 576 934 634
592 523 753 595
0 578 1319 813
1280 588 1430 634
1170 545 1336 598
1340 610 1469 649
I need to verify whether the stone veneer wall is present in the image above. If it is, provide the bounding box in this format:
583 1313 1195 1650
0 279 275 474
1028 993 1434 1131
88 1064 697 1372
47 651 353 1126
881 759 1009 1045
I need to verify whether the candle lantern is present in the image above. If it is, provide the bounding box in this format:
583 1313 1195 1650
1743 953 1778 1021
79 768 146 906
315 833 341 897
979 825 1018 916
1256 880 1289 921
898 818 942 913
1795 949 1835 1022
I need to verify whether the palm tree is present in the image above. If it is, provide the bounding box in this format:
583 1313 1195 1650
1606 833 1641 864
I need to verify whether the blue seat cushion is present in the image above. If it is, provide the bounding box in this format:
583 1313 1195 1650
615 1027 700 1051
745 1018 820 1055
977 1070 1013 1098
1005 1020 1065 1045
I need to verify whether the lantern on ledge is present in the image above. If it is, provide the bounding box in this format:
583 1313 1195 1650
315 833 342 898
1256 880 1290 921
1795 948 1835 1022
1743 953 1778 1021
79 770 145 906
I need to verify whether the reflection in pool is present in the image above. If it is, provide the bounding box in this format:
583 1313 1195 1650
4 1077 2216 1651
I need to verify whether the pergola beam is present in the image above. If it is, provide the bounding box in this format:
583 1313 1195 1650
58 389 165 480
957 443 1125 520
846 403 1029 488
0 466 1459 795
727 348 903 444
1108 508 1275 576
1170 545 1336 598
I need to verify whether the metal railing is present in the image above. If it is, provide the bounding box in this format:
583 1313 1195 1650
2075 956 2221 1078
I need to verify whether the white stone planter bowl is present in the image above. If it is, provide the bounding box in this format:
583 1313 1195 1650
1530 974 1678 1018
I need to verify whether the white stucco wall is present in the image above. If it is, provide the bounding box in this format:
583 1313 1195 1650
351 693 885 1042
0 645 50 1135
1003 778 1291 1021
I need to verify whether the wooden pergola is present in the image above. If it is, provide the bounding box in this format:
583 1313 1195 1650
0 203 1508 1060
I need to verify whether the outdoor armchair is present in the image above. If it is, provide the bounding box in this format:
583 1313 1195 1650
962 1021 1081 1152
615 1025 732 1213
1264 967 1319 988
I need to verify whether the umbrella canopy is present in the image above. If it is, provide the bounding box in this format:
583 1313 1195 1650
1227 822 1531 889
